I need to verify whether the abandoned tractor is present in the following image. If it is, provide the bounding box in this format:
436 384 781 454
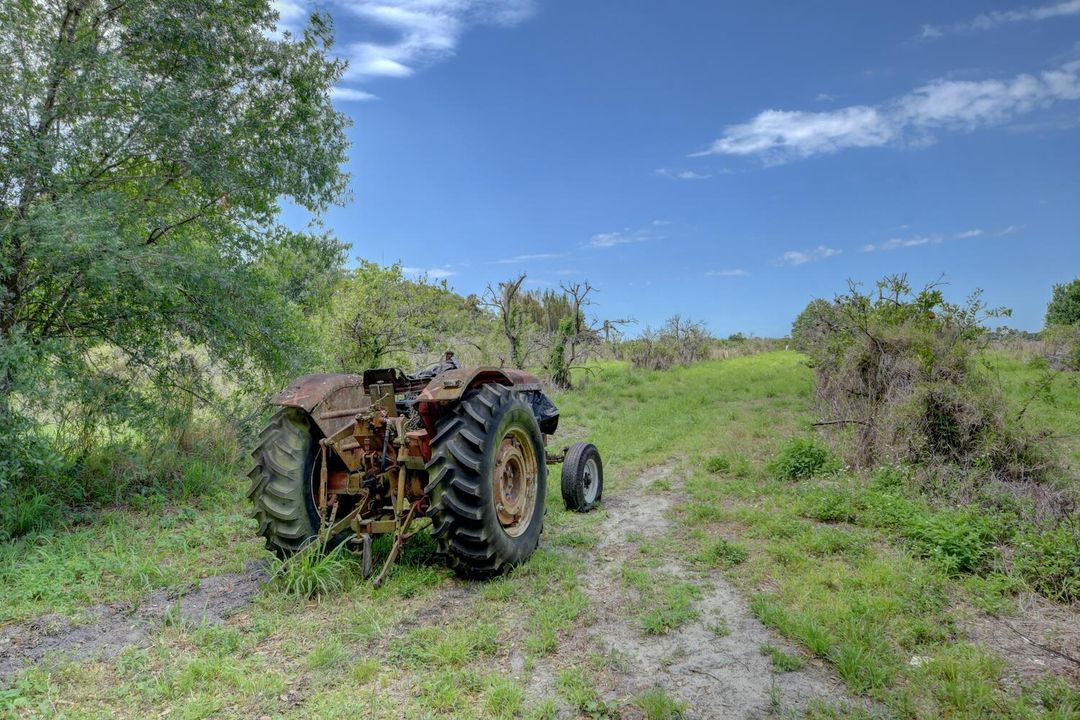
247 358 603 584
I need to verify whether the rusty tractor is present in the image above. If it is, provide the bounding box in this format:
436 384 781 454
247 358 603 584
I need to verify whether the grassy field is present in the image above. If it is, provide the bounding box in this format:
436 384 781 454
1 351 1077 718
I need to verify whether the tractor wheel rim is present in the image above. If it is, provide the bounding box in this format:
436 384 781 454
583 456 599 503
494 428 538 537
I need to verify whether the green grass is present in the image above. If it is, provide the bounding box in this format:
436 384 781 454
2 350 1076 719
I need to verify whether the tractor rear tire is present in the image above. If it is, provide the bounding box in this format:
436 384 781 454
426 383 547 578
247 408 322 559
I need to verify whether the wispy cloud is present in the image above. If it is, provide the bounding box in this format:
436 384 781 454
921 0 1080 38
695 60 1080 163
862 235 942 252
778 245 841 266
705 269 750 277
489 252 564 265
589 221 668 249
275 1 535 96
999 224 1025 235
329 86 379 102
656 168 713 180
861 227 989 252
403 265 456 279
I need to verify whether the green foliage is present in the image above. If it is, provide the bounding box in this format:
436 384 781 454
545 316 574 389
0 1 350 504
323 261 493 372
901 510 995 574
791 298 840 355
1012 521 1080 603
768 437 837 481
1045 278 1080 327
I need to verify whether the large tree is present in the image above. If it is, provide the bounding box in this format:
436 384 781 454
0 1 350 450
1046 278 1080 327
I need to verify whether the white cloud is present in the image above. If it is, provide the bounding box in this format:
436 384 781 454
955 228 983 239
589 232 636 248
403 265 456 278
656 168 713 180
490 252 563 265
278 1 535 98
698 60 1080 163
922 0 1080 38
338 0 534 81
815 93 836 102
778 245 841 266
862 235 942 252
705 269 749 277
329 86 379 102
589 220 667 249
999 224 1025 235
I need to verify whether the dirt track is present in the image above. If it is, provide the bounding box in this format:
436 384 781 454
0 563 268 682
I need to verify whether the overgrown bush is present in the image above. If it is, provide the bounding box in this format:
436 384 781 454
768 437 838 481
626 316 713 370
795 276 1063 516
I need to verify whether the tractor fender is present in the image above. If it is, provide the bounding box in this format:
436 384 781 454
417 367 542 403
270 373 370 438
417 367 558 436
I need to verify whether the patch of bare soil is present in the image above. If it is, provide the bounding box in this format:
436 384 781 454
524 464 861 719
961 594 1080 690
0 561 268 682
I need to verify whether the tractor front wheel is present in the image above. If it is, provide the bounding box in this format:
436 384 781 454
426 383 547 578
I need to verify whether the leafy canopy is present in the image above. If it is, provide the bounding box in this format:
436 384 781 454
0 1 350 484
1046 278 1080 328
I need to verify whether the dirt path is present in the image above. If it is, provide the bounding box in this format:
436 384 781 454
0 562 268 682
2 465 862 718
523 464 855 719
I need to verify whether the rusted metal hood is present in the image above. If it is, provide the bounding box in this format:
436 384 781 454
272 373 364 412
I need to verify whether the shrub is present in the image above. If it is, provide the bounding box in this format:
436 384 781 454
628 316 713 370
768 437 837 481
1012 521 1080 603
798 275 1064 520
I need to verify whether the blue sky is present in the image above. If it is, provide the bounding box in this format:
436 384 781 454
276 1 1080 337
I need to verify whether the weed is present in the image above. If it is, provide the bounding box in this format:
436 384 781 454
1012 521 1080 603
760 644 805 672
709 618 731 638
350 658 380 684
394 622 499 668
634 686 687 719
270 542 354 599
693 537 749 567
641 581 702 635
307 637 346 668
705 455 731 474
485 675 525 719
